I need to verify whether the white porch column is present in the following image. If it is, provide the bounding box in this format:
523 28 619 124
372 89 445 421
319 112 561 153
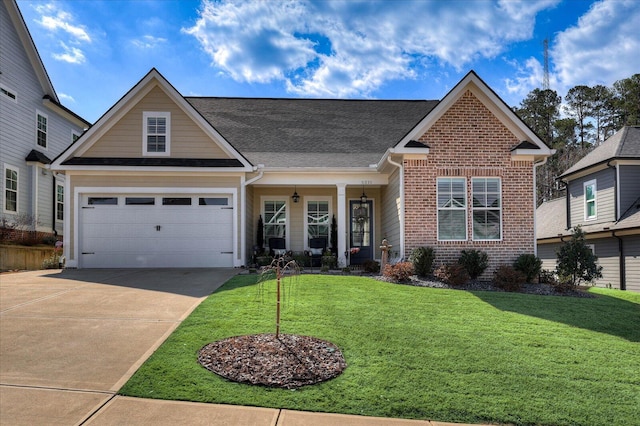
336 183 347 267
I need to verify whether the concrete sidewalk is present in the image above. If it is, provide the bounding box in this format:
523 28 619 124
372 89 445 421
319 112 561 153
1 269 489 426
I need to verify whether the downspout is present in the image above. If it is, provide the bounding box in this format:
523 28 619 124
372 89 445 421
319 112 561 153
560 180 570 230
532 157 549 256
612 231 626 290
51 173 58 237
386 155 404 261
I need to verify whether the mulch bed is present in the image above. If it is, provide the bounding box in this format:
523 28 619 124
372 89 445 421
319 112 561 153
198 333 347 389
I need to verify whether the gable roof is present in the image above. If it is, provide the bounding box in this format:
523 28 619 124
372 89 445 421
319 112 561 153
395 70 552 160
3 0 57 101
52 68 252 170
560 126 640 179
186 97 438 168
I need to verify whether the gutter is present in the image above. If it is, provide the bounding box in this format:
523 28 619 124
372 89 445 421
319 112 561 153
386 155 404 261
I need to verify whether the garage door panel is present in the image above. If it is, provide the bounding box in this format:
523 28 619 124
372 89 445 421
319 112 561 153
80 194 234 268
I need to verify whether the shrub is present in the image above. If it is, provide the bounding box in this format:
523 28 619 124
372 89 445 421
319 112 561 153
458 249 488 279
382 262 414 282
513 254 542 282
322 255 337 270
434 263 470 287
493 265 526 292
409 246 435 277
556 226 603 288
539 269 558 285
362 259 380 274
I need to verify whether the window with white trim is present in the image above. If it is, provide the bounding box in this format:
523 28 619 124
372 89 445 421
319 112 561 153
36 111 48 148
143 111 170 155
306 199 330 246
263 199 287 244
584 179 597 220
4 165 18 213
437 177 467 240
56 184 64 221
472 178 502 240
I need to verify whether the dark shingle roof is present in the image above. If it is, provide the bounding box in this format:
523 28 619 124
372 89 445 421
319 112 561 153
561 126 640 178
186 98 438 167
25 149 52 164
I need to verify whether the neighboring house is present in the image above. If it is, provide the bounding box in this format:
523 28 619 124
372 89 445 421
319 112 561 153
537 126 640 292
0 0 90 239
51 68 552 274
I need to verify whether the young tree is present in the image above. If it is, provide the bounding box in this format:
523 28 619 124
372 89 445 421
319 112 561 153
556 226 603 287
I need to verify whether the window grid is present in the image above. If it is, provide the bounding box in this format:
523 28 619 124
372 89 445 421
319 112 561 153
584 180 596 220
472 178 502 241
143 112 170 155
437 177 467 241
56 184 64 221
37 113 47 148
263 200 287 244
4 166 18 212
307 200 329 243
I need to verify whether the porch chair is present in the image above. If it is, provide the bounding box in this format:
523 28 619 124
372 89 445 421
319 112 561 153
308 237 327 267
268 237 287 257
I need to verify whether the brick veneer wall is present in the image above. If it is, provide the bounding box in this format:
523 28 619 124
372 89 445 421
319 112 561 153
404 90 534 279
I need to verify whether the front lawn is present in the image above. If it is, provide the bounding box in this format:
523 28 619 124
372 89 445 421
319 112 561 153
119 275 640 426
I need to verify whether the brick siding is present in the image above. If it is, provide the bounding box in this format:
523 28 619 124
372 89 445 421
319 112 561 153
404 90 534 279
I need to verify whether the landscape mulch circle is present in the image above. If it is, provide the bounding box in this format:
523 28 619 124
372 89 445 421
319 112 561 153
198 333 347 389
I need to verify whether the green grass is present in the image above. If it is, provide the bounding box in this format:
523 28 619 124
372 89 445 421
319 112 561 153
119 275 640 426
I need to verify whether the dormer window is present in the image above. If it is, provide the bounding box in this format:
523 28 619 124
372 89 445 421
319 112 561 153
143 112 170 155
584 179 597 220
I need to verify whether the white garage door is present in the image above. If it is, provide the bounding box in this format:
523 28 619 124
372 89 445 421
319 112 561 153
80 194 234 268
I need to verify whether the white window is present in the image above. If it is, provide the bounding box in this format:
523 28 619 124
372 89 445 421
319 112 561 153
305 198 331 247
36 111 48 148
56 184 64 222
143 111 170 155
1 86 17 102
263 199 287 246
4 165 18 213
437 177 467 241
472 178 502 241
584 180 597 220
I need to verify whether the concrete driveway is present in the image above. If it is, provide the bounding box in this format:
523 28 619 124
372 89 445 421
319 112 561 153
0 268 242 425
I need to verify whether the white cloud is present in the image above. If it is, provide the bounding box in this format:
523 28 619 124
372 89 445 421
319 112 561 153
58 92 76 103
33 2 91 65
551 0 640 92
52 42 86 64
35 3 91 43
131 35 168 49
184 0 559 97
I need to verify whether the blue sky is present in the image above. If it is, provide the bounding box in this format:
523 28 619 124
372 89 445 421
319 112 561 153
16 0 640 123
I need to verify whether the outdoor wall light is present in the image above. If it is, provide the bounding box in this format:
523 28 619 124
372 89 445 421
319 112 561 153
292 186 300 203
360 185 368 204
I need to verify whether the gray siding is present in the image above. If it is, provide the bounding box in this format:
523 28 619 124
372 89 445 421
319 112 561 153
618 165 640 217
591 238 620 289
381 167 401 257
537 242 559 273
625 235 640 292
568 168 615 227
0 1 85 234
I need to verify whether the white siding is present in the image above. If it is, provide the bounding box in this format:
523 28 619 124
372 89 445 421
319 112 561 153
0 1 86 234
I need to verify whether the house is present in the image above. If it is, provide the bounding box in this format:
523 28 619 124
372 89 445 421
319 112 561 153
536 126 640 291
50 68 552 274
1 0 90 240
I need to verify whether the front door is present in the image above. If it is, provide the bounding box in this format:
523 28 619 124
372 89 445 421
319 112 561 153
349 200 372 265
